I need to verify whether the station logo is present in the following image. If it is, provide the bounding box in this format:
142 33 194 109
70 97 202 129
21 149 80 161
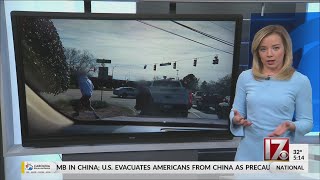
25 163 33 171
264 138 289 161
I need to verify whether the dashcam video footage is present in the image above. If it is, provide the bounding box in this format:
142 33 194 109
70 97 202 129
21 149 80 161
17 16 238 137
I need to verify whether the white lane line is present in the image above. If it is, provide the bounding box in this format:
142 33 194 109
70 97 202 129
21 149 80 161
128 106 138 115
190 111 201 118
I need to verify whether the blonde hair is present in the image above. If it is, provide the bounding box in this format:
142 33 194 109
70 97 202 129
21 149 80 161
251 25 295 80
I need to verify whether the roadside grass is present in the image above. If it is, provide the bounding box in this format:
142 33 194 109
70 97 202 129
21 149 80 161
50 99 135 119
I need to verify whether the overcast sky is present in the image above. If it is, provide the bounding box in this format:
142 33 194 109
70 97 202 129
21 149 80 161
52 19 236 83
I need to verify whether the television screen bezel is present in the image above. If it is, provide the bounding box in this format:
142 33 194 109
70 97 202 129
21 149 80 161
11 11 242 148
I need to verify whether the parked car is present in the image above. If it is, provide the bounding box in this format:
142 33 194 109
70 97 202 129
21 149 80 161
194 92 224 110
113 87 137 98
147 80 192 117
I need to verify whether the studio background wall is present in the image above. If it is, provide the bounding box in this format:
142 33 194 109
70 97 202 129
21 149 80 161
250 12 320 132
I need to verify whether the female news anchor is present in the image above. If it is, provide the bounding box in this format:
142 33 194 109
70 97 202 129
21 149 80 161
229 25 313 161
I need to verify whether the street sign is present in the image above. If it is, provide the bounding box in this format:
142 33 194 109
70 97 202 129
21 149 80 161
96 59 111 63
159 62 172 66
98 67 108 80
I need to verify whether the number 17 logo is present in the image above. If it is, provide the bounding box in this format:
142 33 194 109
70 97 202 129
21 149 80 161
264 138 289 161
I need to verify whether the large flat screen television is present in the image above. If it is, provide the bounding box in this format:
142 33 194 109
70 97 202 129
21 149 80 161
11 11 242 147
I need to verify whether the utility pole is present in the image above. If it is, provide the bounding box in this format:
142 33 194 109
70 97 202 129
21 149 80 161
176 70 179 80
111 66 117 79
96 59 111 101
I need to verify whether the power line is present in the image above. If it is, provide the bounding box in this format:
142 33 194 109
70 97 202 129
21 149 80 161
174 54 212 63
210 21 234 32
104 54 215 71
172 21 234 47
137 20 233 55
142 54 214 66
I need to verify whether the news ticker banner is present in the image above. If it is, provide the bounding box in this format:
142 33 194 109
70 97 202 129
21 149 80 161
21 144 309 174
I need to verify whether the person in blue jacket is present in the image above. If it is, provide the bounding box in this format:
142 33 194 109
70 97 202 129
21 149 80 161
230 25 313 161
73 70 100 119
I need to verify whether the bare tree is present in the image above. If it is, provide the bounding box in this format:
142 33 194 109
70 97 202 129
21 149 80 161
200 81 209 92
200 74 231 96
64 47 96 73
64 47 97 86
64 48 79 71
181 74 199 91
